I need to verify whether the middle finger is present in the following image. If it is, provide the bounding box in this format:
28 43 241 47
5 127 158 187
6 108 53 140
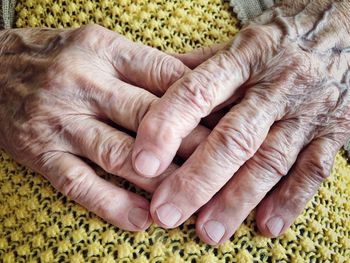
195 118 314 244
86 77 211 158
149 90 283 229
64 116 165 192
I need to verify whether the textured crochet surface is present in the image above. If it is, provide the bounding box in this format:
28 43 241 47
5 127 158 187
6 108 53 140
0 0 350 262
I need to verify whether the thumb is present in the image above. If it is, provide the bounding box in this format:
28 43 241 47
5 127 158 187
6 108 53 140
171 43 228 69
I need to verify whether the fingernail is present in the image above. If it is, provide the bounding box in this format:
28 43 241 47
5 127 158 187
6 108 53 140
135 150 160 177
203 220 225 244
266 216 284 237
155 203 182 227
128 207 150 229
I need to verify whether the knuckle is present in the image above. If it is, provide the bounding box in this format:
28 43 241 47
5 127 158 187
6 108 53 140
179 73 214 115
246 87 281 109
253 143 289 177
139 112 158 134
227 26 260 55
301 156 332 182
298 139 338 183
220 48 250 80
69 24 108 48
76 24 103 39
157 55 186 88
238 25 272 51
99 136 133 174
92 190 120 220
172 174 214 208
211 122 256 164
59 166 120 220
59 167 91 201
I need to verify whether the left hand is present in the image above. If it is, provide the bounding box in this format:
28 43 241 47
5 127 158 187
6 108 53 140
132 1 350 244
0 25 215 231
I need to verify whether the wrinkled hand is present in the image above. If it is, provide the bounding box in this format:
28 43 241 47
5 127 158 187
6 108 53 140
133 1 350 244
0 25 214 231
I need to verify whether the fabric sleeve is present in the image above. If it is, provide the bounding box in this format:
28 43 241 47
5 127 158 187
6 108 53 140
227 0 276 24
0 0 16 29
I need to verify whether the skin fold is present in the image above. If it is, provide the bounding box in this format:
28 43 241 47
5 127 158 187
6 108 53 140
133 0 350 244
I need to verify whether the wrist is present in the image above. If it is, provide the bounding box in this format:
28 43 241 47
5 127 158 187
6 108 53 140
272 1 350 44
255 1 350 82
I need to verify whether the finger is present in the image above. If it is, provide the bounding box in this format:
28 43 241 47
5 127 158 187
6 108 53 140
171 43 228 69
71 24 189 96
256 136 341 238
133 38 255 177
86 78 211 160
88 77 158 132
113 36 189 96
64 117 164 192
65 117 209 193
194 119 314 244
40 151 152 231
149 94 283 229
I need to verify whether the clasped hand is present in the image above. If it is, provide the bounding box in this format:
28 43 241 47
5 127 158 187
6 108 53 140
1 1 349 246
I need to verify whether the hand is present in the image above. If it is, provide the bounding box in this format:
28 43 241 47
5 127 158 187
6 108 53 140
0 25 214 231
132 1 350 244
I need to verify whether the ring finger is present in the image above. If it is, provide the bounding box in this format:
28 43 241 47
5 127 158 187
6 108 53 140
195 119 315 244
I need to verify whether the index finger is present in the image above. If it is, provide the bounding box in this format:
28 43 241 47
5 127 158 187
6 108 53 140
132 45 252 178
149 93 281 229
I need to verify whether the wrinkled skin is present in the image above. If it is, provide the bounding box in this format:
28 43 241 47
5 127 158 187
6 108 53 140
0 24 216 231
133 1 350 244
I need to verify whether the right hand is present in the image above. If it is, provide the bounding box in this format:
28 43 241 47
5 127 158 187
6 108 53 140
131 1 350 244
0 25 212 231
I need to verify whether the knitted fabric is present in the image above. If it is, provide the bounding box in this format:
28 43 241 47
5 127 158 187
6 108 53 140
0 0 16 29
228 0 274 24
0 0 349 262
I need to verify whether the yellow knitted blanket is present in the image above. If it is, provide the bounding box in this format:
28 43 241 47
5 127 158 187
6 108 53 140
0 0 349 262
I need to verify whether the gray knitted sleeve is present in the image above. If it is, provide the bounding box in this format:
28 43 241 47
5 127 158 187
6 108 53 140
0 0 16 29
228 0 275 24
